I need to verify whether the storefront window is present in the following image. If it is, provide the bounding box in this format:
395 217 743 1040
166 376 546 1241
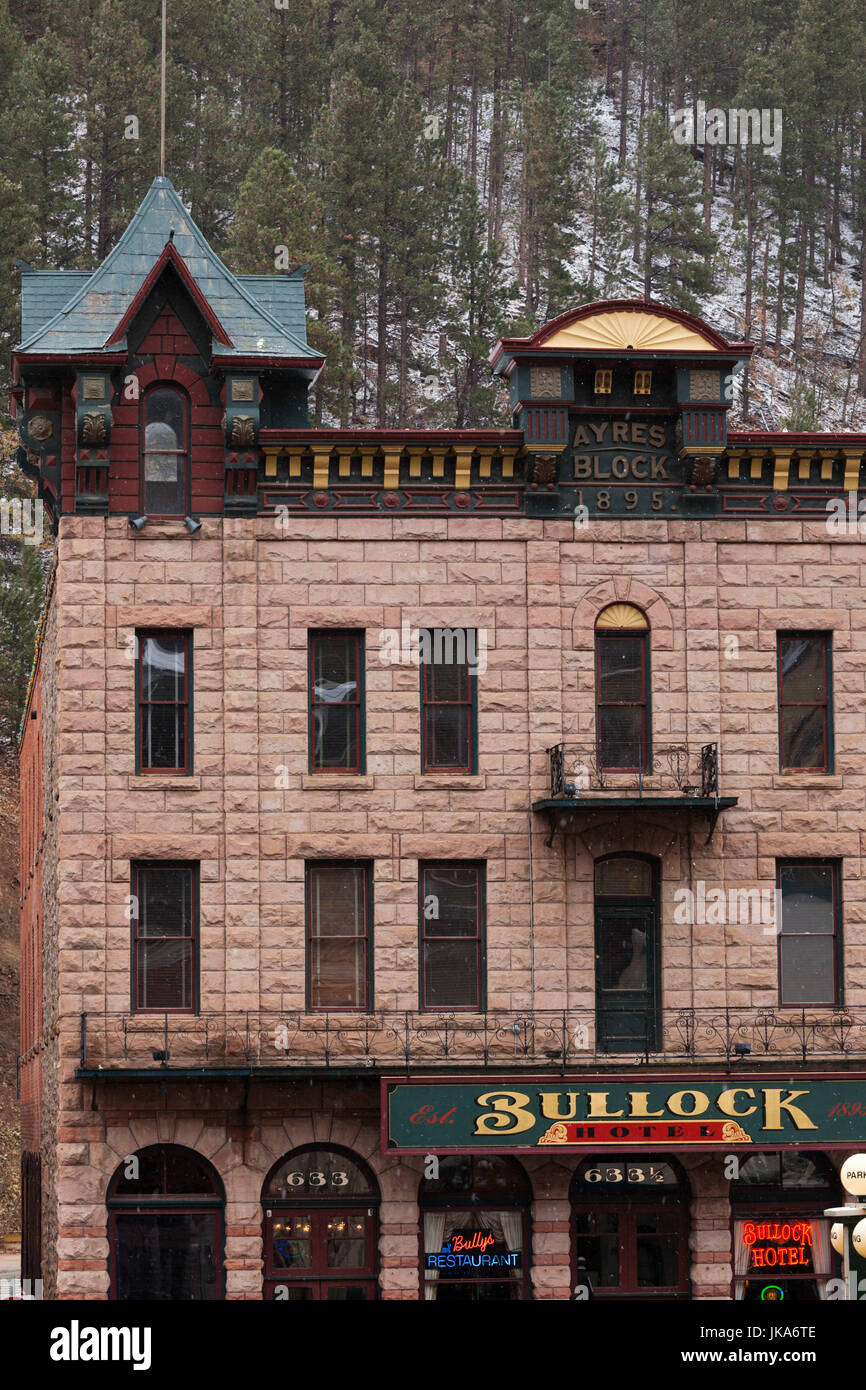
731 1151 838 1301
420 1156 531 1302
108 1144 224 1301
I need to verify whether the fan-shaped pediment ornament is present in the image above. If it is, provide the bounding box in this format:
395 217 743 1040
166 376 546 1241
540 309 721 353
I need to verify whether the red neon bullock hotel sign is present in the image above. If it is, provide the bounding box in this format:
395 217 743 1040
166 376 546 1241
741 1221 815 1271
382 1076 866 1152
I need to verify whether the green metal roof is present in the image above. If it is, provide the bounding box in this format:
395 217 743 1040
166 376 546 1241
20 271 92 343
17 176 317 361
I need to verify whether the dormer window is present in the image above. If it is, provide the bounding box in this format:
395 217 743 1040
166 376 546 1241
594 369 612 395
142 386 188 516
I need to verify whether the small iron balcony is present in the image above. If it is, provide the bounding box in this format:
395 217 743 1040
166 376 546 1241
533 741 737 844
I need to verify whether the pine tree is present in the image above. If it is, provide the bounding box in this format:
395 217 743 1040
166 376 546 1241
6 34 79 264
517 83 579 322
578 136 631 299
632 110 717 310
0 427 45 747
224 147 349 425
0 179 37 396
435 180 516 427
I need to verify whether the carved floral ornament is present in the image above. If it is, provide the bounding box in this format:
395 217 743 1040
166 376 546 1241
80 410 112 445
27 415 53 443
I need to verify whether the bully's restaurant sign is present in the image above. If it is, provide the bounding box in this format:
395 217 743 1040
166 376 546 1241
382 1077 866 1152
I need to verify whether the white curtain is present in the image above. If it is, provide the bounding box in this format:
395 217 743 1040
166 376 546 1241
812 1220 830 1299
423 1213 447 1302
732 1220 751 1299
499 1212 523 1253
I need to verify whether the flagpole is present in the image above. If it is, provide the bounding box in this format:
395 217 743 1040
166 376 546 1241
159 0 167 175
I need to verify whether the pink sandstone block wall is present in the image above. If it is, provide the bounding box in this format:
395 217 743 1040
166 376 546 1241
39 512 863 1296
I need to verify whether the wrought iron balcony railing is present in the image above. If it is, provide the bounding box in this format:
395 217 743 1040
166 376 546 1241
77 1006 866 1075
547 741 721 800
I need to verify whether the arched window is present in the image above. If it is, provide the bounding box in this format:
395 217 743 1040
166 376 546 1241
595 603 650 772
261 1146 380 1301
730 1151 839 1301
142 386 188 516
107 1144 224 1300
419 1156 531 1301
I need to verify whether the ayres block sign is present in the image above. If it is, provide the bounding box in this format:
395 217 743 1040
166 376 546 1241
382 1076 866 1152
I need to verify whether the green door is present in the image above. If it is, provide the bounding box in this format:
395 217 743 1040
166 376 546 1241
594 857 659 1053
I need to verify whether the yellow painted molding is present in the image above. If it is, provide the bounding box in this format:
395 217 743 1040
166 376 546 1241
264 451 278 478
477 450 494 478
820 454 835 481
338 453 352 478
431 452 446 478
843 451 863 491
772 454 791 492
360 452 375 478
679 445 725 457
501 452 514 477
313 451 332 490
454 450 474 490
797 453 813 480
383 451 402 489
749 455 765 479
408 452 422 478
726 452 744 479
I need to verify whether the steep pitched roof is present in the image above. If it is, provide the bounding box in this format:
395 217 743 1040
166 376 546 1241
20 271 92 343
16 176 318 362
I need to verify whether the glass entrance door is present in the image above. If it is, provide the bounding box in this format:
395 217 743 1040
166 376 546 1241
263 1209 378 1301
574 1203 686 1298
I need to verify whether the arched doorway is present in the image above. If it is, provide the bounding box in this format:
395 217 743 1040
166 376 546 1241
108 1144 224 1300
261 1146 380 1300
419 1155 531 1301
570 1155 690 1299
595 853 660 1052
730 1151 839 1300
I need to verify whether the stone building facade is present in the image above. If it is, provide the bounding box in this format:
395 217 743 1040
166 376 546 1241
16 176 866 1301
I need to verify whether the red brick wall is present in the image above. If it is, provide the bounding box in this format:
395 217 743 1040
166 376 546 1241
19 658 42 1152
108 306 225 516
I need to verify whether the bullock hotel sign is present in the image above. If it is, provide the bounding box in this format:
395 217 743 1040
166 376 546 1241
382 1076 866 1152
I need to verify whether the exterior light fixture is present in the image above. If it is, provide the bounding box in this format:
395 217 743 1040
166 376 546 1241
184 516 202 534
853 1217 866 1256
128 515 147 530
831 1222 846 1256
841 1155 866 1197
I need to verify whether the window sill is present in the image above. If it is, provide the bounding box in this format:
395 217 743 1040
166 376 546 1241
301 773 373 789
128 774 202 790
772 774 841 789
414 774 487 790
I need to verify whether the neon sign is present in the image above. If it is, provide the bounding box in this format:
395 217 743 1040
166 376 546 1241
425 1231 521 1271
741 1221 814 1270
